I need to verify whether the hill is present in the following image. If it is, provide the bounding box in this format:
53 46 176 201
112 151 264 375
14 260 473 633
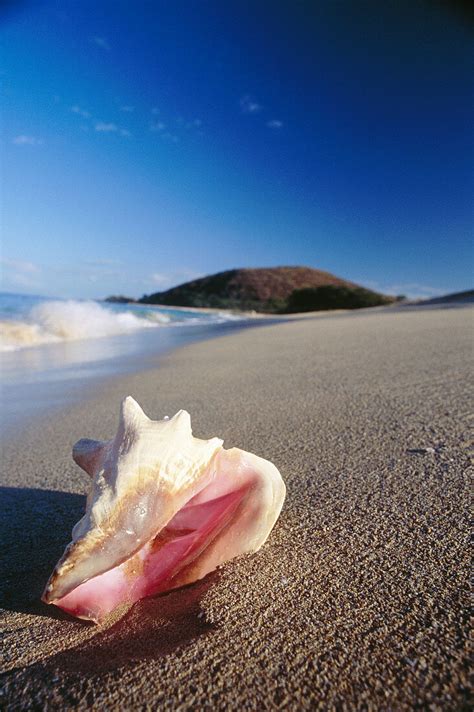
139 266 393 313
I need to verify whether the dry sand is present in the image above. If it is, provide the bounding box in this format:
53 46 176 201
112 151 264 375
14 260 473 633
1 305 472 710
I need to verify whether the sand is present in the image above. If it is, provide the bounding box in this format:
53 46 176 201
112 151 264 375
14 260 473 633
1 305 471 710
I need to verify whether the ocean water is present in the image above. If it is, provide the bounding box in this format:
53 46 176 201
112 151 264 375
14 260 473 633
0 293 242 351
0 293 255 437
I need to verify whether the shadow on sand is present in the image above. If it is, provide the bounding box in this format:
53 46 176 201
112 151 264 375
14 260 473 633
0 487 218 683
0 486 86 618
35 576 217 676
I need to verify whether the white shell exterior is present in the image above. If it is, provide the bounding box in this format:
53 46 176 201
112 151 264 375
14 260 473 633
43 397 286 610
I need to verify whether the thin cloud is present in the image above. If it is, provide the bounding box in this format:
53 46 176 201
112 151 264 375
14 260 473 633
161 132 179 143
50 262 125 282
71 105 91 118
92 36 110 50
120 105 134 113
240 95 262 114
184 118 202 129
151 272 171 287
384 283 447 299
94 122 131 137
150 123 178 142
1 258 39 273
150 121 166 132
149 270 202 289
95 122 118 132
267 119 283 129
1 258 41 288
12 135 43 146
354 279 448 300
84 259 123 267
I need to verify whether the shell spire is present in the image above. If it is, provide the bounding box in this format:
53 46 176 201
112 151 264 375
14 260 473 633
119 395 149 429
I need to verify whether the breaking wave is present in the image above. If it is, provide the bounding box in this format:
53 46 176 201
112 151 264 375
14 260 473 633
0 298 244 351
0 300 164 351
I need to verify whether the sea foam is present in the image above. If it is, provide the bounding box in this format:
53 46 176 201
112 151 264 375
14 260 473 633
0 300 162 351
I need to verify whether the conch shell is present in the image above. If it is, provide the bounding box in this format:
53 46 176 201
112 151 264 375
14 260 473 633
42 397 286 622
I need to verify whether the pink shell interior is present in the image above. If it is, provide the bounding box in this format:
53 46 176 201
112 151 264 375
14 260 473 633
54 478 248 622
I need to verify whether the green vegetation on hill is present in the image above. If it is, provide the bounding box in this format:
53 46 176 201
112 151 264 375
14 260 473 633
104 295 137 304
284 285 392 312
139 266 393 313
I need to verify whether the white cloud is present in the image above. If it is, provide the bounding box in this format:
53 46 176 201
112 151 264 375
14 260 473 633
267 119 283 129
150 113 201 136
92 36 110 50
12 135 43 146
94 122 131 137
71 105 91 118
240 95 262 114
120 105 134 113
95 122 118 132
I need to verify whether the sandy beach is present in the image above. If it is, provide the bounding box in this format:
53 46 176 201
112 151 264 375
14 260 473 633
1 304 471 710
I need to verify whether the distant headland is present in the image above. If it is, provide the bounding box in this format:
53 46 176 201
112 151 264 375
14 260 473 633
105 266 396 313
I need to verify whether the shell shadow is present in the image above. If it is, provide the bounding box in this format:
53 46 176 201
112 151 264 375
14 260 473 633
0 486 86 617
0 486 219 683
37 575 218 677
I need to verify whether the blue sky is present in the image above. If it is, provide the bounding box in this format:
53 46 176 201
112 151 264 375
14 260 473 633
1 0 472 299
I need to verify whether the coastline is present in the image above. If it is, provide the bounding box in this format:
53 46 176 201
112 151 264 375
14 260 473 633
0 314 285 443
124 302 269 317
1 304 471 709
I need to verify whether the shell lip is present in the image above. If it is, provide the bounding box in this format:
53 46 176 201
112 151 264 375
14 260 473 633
42 398 225 605
40 462 221 606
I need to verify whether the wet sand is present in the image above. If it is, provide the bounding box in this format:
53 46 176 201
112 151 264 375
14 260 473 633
1 305 471 710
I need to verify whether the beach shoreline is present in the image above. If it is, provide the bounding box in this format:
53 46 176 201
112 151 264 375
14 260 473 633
1 304 471 709
0 313 287 443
